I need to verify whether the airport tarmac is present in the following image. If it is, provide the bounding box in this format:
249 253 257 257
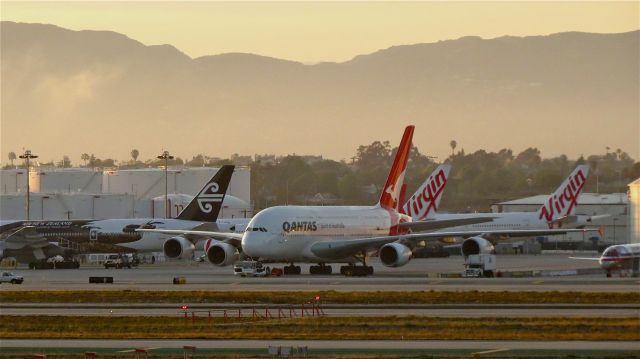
2 254 637 292
2 339 639 355
2 303 637 317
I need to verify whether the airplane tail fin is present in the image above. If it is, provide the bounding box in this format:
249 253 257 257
378 125 414 210
176 165 235 222
537 165 590 224
401 164 451 220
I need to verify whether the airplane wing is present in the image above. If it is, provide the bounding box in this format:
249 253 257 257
399 217 496 232
309 228 599 260
135 228 243 246
1 226 52 250
568 257 600 261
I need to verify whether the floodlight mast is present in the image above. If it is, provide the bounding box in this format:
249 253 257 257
157 150 174 218
18 150 38 220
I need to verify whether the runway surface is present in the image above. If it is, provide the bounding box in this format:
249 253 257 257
3 303 638 317
2 254 637 292
2 339 639 354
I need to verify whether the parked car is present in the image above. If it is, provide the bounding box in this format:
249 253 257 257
0 271 24 284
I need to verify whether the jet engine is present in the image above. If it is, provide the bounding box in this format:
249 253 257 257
379 242 412 267
206 241 239 266
461 237 495 258
163 236 195 260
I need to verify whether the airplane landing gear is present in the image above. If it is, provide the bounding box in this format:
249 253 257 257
284 264 301 275
340 264 373 276
310 263 332 275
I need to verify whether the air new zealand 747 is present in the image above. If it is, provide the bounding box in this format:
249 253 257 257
0 165 247 262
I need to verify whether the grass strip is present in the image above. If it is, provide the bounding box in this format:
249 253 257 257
1 315 638 341
1 290 638 304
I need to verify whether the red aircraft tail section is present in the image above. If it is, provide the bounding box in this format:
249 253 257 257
378 125 414 210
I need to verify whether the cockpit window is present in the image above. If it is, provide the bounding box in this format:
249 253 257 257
603 247 620 257
244 227 267 233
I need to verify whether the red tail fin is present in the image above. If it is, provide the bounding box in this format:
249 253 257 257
378 125 414 209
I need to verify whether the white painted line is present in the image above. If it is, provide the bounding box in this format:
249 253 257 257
473 348 510 355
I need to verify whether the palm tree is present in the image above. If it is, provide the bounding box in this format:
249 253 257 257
131 149 139 163
449 140 457 157
8 152 16 166
81 153 90 166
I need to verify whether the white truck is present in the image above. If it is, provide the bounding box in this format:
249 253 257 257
463 254 496 278
233 261 270 277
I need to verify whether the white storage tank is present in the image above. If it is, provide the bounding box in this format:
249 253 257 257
151 193 250 219
0 169 40 194
37 168 103 193
0 192 137 220
102 167 250 204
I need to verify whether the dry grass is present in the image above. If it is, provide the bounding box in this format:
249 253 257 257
1 290 638 304
1 315 637 341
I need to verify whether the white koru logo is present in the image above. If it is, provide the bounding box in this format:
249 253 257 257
197 182 223 213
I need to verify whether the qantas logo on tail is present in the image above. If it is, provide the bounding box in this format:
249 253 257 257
378 125 415 210
401 164 451 220
538 165 589 225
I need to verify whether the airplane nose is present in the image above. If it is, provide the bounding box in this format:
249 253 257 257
242 233 262 257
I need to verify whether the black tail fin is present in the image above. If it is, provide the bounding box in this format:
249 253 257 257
177 165 235 222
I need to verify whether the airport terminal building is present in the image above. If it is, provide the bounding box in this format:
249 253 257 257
0 167 251 220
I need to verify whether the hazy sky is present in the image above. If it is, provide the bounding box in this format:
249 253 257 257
1 1 638 165
2 1 638 63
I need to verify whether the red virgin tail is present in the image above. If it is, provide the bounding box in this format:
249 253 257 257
378 125 415 210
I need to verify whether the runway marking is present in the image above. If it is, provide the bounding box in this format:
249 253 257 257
531 280 544 284
473 348 510 355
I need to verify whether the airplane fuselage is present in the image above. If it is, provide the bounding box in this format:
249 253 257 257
599 243 640 272
241 205 411 262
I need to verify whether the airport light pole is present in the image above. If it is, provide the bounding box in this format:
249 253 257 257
157 150 174 218
19 150 38 220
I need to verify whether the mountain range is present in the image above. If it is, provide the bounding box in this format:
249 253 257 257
1 21 638 163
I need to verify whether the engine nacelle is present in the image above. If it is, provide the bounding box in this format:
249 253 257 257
205 240 239 266
163 236 195 260
461 237 495 257
379 242 412 267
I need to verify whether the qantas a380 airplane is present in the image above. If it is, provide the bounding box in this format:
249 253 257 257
140 125 599 276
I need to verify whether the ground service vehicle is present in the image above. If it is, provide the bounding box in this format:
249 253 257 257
104 254 137 269
233 261 270 277
0 271 23 284
463 254 496 277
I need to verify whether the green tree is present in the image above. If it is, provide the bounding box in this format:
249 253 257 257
8 152 16 166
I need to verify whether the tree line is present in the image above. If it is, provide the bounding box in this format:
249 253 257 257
5 144 639 212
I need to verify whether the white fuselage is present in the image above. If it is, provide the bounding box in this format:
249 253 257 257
599 243 640 271
241 205 408 263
